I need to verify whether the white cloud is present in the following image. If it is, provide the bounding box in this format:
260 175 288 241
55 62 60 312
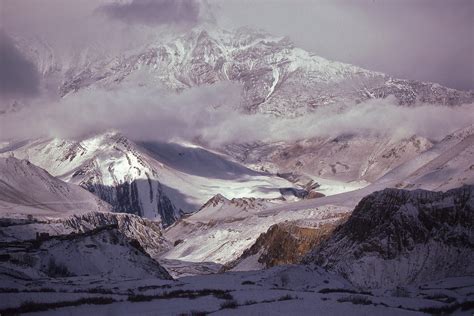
1 83 472 146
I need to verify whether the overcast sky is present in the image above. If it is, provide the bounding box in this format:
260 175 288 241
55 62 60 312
1 0 473 90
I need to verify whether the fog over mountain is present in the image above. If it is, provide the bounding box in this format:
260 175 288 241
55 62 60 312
1 87 473 145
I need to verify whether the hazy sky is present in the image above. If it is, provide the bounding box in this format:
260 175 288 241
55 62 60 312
1 0 473 91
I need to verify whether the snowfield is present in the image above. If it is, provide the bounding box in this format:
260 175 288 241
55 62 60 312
1 264 472 315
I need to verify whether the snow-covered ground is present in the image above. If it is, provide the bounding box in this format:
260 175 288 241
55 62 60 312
1 265 472 315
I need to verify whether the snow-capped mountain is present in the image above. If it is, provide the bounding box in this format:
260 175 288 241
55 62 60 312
0 132 297 226
306 185 474 289
1 133 180 225
56 26 473 115
0 157 110 217
9 26 473 118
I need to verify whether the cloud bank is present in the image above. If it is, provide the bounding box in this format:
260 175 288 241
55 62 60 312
1 83 472 146
0 32 40 98
99 0 201 26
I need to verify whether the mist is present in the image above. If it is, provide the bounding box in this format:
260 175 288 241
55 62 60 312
0 32 40 98
1 82 472 146
99 0 201 26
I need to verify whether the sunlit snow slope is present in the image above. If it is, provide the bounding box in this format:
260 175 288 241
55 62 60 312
0 132 296 225
0 157 110 217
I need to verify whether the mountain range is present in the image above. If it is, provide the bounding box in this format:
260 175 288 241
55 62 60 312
1 24 473 315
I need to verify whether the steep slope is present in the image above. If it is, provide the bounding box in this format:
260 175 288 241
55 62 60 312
0 157 110 217
1 133 180 225
0 132 296 226
306 185 474 289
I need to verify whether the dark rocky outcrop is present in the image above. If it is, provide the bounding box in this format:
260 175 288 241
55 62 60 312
306 185 474 288
225 216 348 271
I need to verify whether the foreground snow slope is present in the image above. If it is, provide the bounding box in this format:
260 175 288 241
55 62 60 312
1 264 472 315
0 157 110 217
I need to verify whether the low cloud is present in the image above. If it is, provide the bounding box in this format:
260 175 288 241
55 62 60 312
1 83 473 147
203 98 474 145
99 0 201 26
0 82 241 142
0 32 40 98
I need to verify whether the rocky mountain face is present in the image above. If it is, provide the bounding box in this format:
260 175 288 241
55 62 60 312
1 133 180 226
1 211 170 260
61 212 171 259
225 217 348 272
306 185 474 289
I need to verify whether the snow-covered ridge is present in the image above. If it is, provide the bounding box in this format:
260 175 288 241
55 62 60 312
0 133 180 225
0 217 172 280
1 211 170 261
0 132 298 225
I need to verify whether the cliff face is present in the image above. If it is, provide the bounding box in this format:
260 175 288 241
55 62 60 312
226 215 348 271
306 185 474 289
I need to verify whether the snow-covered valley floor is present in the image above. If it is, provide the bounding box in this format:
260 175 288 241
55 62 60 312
2 265 473 316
